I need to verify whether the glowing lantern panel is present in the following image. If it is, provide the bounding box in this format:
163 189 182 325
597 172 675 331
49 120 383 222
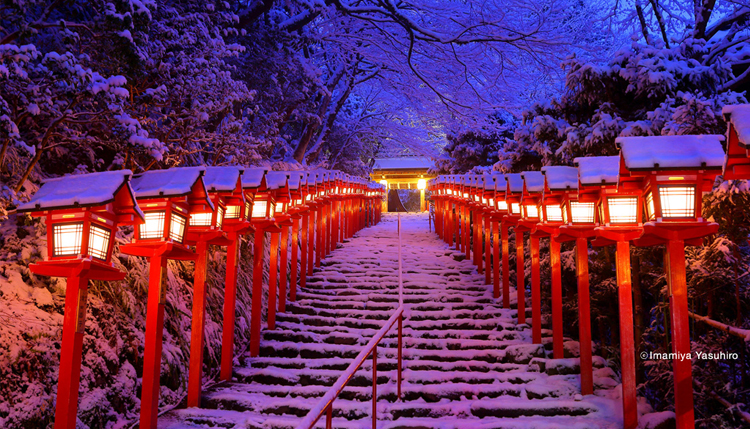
607 197 638 224
190 212 213 227
225 205 242 219
659 186 695 218
510 203 521 215
140 211 166 240
524 204 539 219
545 205 563 222
570 202 595 224
169 213 187 243
53 223 83 256
88 224 111 260
497 200 508 211
252 201 268 218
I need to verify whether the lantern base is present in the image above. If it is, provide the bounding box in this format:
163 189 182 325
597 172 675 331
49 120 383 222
633 222 718 247
120 241 197 260
185 230 231 246
591 228 643 247
556 226 598 243
30 259 125 281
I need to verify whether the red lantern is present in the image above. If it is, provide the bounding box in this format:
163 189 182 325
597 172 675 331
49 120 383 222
487 174 507 300
119 167 210 429
617 135 725 429
18 171 142 429
722 104 750 180
515 171 544 326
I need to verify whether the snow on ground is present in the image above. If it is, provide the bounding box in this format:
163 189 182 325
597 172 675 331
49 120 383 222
158 212 638 429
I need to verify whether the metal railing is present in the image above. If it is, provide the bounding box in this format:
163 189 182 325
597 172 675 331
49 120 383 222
296 214 405 429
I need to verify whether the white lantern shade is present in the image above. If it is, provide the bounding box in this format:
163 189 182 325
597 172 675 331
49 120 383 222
225 205 242 219
252 200 268 218
545 205 563 222
169 213 187 243
53 223 83 256
510 203 521 215
190 212 213 227
140 211 166 240
607 197 638 224
658 186 695 218
570 202 596 223
88 224 111 260
524 204 539 219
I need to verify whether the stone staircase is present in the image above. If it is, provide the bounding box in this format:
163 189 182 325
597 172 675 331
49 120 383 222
159 213 623 429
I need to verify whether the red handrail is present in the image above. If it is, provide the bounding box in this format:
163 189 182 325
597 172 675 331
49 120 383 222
297 214 405 429
296 306 403 429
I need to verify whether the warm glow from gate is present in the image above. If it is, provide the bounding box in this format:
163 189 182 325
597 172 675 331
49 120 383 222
140 211 166 240
524 204 539 219
659 186 695 218
607 197 638 224
417 179 426 190
545 205 563 222
88 224 111 260
53 223 83 256
570 202 595 223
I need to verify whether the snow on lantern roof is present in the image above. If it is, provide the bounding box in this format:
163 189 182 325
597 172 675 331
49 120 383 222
372 157 434 171
241 168 266 189
520 171 545 193
616 135 725 170
541 166 579 190
723 104 750 147
574 156 620 185
202 166 243 192
505 173 524 193
18 170 138 212
131 167 207 199
284 172 304 190
265 171 288 190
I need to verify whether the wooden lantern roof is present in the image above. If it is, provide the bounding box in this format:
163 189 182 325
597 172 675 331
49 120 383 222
130 167 213 212
18 170 144 225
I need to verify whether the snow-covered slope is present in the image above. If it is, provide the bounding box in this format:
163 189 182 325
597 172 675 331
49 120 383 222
159 213 625 428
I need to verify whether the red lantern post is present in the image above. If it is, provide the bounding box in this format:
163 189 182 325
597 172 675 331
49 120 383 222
263 172 290 331
247 170 279 357
286 172 308 302
516 171 544 327
590 158 645 429
560 156 620 395
618 135 725 429
539 166 580 362
120 167 211 429
503 173 524 311
489 174 508 300
18 171 143 429
185 167 254 406
481 175 495 285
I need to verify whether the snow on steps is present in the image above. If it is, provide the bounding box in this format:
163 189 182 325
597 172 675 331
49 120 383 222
158 213 623 429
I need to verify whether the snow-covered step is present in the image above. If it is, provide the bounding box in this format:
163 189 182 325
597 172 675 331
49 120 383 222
157 213 623 428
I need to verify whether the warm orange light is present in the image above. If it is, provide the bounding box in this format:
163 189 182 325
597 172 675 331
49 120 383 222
570 202 595 223
607 197 638 224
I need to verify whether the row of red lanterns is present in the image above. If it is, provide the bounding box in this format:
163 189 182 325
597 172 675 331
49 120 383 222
429 124 744 429
18 167 385 429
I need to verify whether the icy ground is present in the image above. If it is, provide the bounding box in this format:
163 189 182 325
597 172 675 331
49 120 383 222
159 212 633 429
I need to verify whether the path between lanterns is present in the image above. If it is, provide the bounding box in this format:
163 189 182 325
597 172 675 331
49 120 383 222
159 213 624 429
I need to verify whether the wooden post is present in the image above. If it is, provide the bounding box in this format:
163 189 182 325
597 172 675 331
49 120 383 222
550 238 564 359
615 240 638 429
220 233 240 381
249 229 265 357
515 228 525 324
187 241 209 407
464 205 471 259
279 225 290 312
502 223 510 309
665 239 695 429
140 256 168 429
475 209 482 271
316 205 323 267
492 219 500 299
268 231 280 330
530 235 541 344
575 237 593 395
290 218 300 301
309 208 316 275
301 213 309 287
54 275 88 429
484 215 491 285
